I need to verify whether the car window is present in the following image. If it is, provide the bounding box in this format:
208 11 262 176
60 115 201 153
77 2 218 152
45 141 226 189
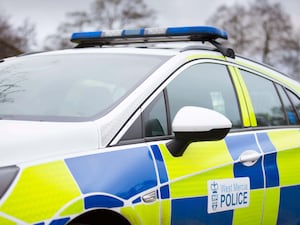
0 53 169 121
143 92 169 137
121 92 169 142
286 88 300 120
276 84 300 125
240 70 287 126
167 63 242 128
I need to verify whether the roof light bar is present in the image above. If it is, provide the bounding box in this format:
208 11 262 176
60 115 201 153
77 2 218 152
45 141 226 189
70 26 235 58
71 26 228 46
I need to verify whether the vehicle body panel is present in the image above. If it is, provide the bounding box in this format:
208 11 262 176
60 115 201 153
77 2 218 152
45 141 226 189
0 44 299 225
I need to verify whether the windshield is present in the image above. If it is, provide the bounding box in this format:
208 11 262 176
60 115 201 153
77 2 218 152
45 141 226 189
0 53 169 121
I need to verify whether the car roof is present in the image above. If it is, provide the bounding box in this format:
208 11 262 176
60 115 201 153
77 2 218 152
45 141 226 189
27 46 179 57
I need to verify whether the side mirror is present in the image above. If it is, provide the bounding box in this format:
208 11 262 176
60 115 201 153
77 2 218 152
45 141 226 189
167 106 232 157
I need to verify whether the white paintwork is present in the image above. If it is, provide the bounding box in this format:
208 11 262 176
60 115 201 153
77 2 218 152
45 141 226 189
0 120 99 166
2 46 298 167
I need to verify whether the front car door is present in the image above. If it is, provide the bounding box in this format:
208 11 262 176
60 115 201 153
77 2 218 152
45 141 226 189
120 60 266 225
158 61 265 225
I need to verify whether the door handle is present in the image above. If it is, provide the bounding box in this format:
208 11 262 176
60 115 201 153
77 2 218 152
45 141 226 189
239 150 261 167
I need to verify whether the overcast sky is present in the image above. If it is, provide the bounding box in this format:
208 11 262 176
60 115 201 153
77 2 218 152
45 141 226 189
0 0 299 49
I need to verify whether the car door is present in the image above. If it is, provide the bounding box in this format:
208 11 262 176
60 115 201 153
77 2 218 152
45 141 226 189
238 69 300 225
119 60 268 225
157 61 266 225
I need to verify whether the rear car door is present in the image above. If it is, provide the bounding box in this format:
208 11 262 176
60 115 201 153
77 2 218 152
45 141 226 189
237 68 300 225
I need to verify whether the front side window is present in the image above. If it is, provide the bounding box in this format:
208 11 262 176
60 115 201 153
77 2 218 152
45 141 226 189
120 62 243 143
0 53 168 121
120 92 168 142
143 92 168 137
167 63 242 128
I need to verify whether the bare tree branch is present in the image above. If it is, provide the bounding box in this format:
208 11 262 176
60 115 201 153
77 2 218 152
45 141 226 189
0 11 36 58
207 0 300 81
44 0 156 50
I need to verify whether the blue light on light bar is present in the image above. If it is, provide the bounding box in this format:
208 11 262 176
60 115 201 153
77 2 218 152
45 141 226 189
71 31 103 40
122 28 145 36
166 26 228 39
71 26 228 45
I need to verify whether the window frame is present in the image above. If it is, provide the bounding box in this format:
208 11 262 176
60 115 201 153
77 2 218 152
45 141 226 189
236 67 300 129
284 87 300 123
117 59 245 145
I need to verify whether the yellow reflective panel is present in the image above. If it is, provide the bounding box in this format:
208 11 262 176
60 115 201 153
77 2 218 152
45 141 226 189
232 189 264 225
0 161 81 223
186 54 226 62
232 67 257 126
133 202 160 225
262 187 280 225
159 141 233 180
120 207 142 225
268 129 300 151
277 149 300 186
229 66 251 127
161 200 171 225
170 164 233 198
59 198 84 217
0 216 17 225
268 130 300 186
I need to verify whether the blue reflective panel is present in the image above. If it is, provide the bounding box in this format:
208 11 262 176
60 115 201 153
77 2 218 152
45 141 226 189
132 197 141 204
233 159 264 189
65 147 157 199
225 134 260 161
256 133 279 187
171 197 233 225
49 218 70 225
225 134 264 189
84 195 124 209
160 185 170 199
278 185 300 224
151 145 168 183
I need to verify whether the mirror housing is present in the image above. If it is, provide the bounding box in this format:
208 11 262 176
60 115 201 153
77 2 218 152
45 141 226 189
167 106 232 157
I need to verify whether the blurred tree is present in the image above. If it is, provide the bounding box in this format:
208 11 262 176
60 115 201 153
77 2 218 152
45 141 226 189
278 31 300 80
207 0 300 81
45 0 156 50
44 11 91 50
0 12 36 58
207 4 254 56
90 0 156 29
0 14 21 58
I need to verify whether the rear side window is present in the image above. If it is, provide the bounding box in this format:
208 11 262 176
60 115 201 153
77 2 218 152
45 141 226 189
276 85 300 125
286 89 300 120
240 70 286 126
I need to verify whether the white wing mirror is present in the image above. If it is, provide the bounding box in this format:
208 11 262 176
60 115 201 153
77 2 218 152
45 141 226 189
167 106 232 156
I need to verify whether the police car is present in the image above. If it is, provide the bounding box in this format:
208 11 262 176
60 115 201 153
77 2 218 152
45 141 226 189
0 26 299 225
